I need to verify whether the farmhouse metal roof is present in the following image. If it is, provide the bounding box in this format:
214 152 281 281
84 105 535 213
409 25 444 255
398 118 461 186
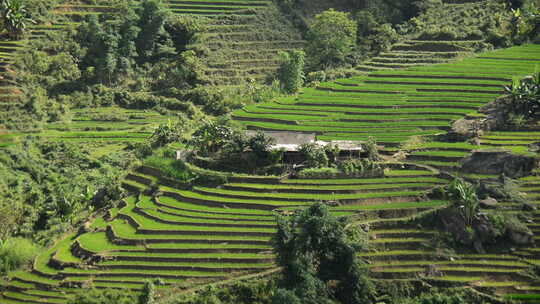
246 131 363 152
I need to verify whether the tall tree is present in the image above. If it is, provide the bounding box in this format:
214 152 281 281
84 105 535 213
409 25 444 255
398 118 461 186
274 202 375 304
306 9 357 69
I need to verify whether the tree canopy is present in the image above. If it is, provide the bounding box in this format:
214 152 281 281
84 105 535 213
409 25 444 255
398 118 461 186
273 202 374 304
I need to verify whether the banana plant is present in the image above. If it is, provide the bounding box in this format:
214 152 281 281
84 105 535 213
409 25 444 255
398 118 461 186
447 178 479 227
1 0 35 38
504 72 540 119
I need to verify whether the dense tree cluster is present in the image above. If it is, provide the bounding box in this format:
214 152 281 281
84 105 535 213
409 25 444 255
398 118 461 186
0 138 133 246
274 203 374 304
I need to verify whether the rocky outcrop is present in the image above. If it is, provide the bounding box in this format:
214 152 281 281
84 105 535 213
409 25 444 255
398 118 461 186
450 96 509 139
509 229 534 245
439 209 533 254
450 117 486 139
460 149 537 178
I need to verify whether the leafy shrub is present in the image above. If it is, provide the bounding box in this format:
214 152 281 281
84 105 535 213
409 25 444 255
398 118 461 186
364 137 380 161
248 131 276 159
1 0 36 38
501 72 540 121
243 80 281 104
511 1 540 44
306 70 326 84
164 280 276 304
24 87 71 123
144 150 195 183
165 14 207 52
446 178 478 226
188 119 236 156
274 202 374 304
129 142 153 159
407 0 512 47
306 68 361 86
192 129 282 175
278 50 305 94
0 238 40 274
337 159 384 178
355 11 399 56
150 121 183 148
0 138 133 244
297 167 340 179
68 288 139 304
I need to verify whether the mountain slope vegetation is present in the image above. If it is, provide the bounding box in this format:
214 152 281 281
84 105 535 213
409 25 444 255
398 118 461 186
0 0 540 303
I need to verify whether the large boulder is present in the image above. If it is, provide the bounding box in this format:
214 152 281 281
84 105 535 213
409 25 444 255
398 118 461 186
451 117 486 139
479 197 498 209
460 149 537 178
450 97 511 140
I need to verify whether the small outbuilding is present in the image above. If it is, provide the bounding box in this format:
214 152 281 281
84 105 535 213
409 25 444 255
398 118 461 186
246 131 365 163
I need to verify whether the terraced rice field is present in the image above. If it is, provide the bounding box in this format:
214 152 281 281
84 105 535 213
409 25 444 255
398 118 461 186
236 44 540 142
357 39 477 72
229 43 540 299
2 1 540 302
0 0 303 143
0 164 450 303
0 38 29 135
36 107 178 156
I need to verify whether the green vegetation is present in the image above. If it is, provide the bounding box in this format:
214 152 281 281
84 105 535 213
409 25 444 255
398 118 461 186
501 71 540 122
274 202 373 304
1 0 36 38
307 9 357 69
0 238 40 274
278 50 305 93
1 0 540 303
0 139 131 245
68 288 140 304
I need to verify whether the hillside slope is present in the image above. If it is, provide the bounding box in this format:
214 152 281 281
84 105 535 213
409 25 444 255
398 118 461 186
1 43 540 304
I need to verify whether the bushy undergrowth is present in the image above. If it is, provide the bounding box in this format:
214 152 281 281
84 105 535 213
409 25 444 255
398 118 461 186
0 138 134 245
144 149 195 183
295 138 382 178
501 72 540 124
405 0 512 47
0 238 40 275
68 288 140 304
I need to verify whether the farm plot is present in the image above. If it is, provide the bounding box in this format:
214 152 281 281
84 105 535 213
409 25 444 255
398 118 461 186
49 0 295 85
0 165 449 302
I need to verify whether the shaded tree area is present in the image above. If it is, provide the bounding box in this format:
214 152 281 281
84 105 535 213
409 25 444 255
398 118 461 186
8 0 207 131
273 203 374 304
